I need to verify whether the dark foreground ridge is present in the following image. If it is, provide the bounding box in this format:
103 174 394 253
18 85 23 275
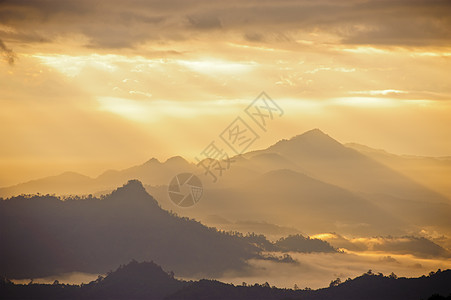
0 180 258 278
0 180 336 279
1 261 450 300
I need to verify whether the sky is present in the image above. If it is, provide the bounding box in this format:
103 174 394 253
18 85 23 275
1 0 451 186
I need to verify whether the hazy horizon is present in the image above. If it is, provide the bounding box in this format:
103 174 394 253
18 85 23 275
1 129 450 188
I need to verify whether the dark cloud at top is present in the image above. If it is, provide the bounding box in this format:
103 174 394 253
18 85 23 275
339 0 451 46
0 0 450 49
187 15 222 30
0 38 16 65
244 32 264 42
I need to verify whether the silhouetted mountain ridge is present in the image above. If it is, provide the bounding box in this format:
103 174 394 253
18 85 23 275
83 260 185 299
0 156 196 196
1 261 450 300
267 128 350 158
1 129 450 240
0 180 259 278
346 142 451 200
106 179 159 206
0 180 341 280
167 269 451 300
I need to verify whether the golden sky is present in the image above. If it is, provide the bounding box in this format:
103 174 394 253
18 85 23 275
1 0 451 186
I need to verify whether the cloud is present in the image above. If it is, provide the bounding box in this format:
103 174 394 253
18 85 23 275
1 0 450 49
187 15 222 30
218 251 451 289
0 38 16 65
244 33 264 42
317 233 451 259
379 255 399 264
341 0 451 46
370 236 451 259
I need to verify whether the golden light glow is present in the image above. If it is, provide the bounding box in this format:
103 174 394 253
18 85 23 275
1 0 450 186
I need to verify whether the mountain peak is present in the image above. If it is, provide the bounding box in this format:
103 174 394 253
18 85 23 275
111 179 146 195
144 157 161 165
265 129 351 159
100 260 176 285
270 128 340 148
292 128 332 141
59 171 89 178
164 156 189 165
121 179 145 190
108 179 158 206
303 128 325 136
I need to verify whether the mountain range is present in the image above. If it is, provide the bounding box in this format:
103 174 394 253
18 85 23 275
151 130 450 238
1 129 450 241
1 260 450 300
0 180 339 280
0 180 257 278
1 129 450 279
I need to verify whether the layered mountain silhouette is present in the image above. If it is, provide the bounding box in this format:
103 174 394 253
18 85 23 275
347 142 451 199
153 168 405 236
0 156 197 197
167 268 451 300
0 180 259 278
145 130 450 237
1 129 450 255
0 180 338 280
1 260 186 300
232 130 451 235
1 260 450 300
249 129 450 205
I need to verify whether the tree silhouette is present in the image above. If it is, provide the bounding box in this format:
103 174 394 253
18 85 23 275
329 277 341 287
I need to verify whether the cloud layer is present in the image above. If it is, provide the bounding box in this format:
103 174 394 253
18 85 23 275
1 0 451 49
0 38 16 65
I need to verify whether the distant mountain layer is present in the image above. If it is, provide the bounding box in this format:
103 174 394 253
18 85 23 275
346 142 451 200
1 261 450 300
209 129 450 235
152 168 407 236
1 129 450 237
0 156 197 197
248 129 449 205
